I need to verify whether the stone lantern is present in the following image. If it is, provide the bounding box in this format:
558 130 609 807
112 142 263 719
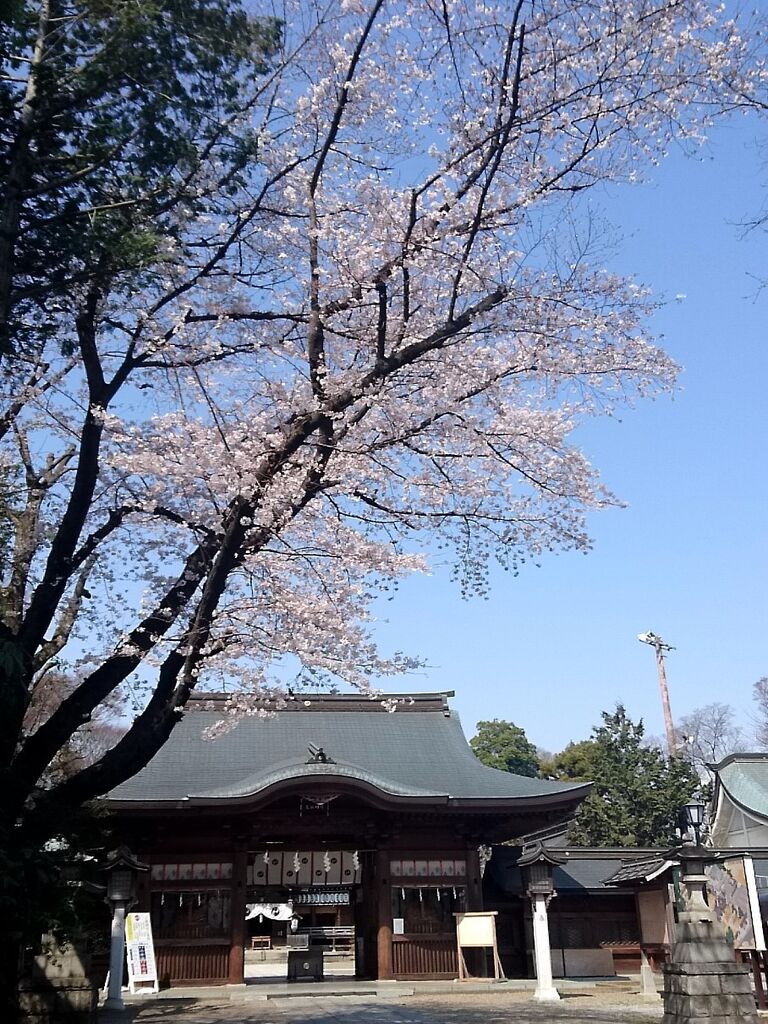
518 842 563 1003
103 847 148 1010
662 835 758 1024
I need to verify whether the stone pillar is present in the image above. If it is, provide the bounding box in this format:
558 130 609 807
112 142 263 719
641 948 660 999
662 849 758 1024
228 844 248 985
104 900 127 1010
376 849 393 980
531 894 560 1002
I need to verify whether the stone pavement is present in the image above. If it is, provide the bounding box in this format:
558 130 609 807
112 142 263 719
101 988 664 1024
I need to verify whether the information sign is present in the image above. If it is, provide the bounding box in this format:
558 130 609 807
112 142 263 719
454 911 504 981
125 912 159 994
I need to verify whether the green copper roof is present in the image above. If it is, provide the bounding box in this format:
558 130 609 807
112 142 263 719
107 692 588 807
713 754 768 821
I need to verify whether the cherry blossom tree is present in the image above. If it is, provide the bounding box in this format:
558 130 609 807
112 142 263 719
0 2 765 982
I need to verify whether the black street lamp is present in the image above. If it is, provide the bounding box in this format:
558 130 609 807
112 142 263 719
681 797 706 847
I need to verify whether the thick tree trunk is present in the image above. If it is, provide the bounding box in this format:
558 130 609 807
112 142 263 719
0 641 35 813
0 809 25 1024
0 936 21 1024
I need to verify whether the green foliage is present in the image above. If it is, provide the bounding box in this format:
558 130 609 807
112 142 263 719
1 0 282 356
0 800 112 951
565 705 699 847
470 719 540 777
539 738 598 781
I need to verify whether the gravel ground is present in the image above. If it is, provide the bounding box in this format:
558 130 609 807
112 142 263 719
102 989 663 1024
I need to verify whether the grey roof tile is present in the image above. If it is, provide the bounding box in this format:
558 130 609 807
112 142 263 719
107 694 588 805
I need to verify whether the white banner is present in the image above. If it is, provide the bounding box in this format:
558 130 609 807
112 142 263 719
125 912 159 993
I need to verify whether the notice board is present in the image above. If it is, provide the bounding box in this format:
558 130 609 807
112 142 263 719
125 912 159 994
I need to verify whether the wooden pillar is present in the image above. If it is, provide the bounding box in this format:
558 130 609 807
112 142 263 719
228 844 248 985
355 856 378 979
751 951 767 1009
465 846 484 911
464 846 485 975
376 849 393 980
135 860 151 913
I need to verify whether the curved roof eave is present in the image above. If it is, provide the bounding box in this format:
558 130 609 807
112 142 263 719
189 759 439 800
716 776 768 826
103 762 592 812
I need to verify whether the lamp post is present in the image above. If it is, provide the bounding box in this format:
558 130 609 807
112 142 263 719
103 848 147 1010
681 798 706 848
518 843 562 1003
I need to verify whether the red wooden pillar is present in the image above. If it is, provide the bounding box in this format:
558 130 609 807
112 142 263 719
465 846 486 977
376 849 393 980
465 846 484 910
228 844 248 985
135 855 151 913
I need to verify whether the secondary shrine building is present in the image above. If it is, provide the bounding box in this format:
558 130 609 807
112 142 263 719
106 691 588 985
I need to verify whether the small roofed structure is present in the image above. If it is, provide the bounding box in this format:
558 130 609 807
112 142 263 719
105 691 589 986
486 844 673 978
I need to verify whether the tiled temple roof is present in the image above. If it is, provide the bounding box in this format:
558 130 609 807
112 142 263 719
107 692 590 810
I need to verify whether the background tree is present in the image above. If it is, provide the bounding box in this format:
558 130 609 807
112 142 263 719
471 719 540 777
567 705 699 847
0 1 762 1013
675 701 743 783
754 678 768 748
539 738 598 782
22 670 125 785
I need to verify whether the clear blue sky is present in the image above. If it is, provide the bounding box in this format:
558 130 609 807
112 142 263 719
368 113 768 754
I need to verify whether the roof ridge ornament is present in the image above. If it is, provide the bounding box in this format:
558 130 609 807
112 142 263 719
307 743 334 764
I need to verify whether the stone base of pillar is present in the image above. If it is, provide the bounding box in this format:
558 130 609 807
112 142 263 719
533 986 561 1002
641 949 661 1000
661 961 758 1024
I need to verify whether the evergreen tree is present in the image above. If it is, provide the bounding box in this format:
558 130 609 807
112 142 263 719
0 0 282 358
471 719 540 777
539 738 598 782
566 705 698 847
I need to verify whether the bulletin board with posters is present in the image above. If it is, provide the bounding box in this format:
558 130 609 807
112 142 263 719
125 912 159 994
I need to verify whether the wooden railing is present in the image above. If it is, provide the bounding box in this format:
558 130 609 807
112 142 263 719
392 934 457 979
155 940 229 985
304 926 355 951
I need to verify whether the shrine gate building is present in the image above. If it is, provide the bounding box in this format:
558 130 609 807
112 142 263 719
106 691 589 985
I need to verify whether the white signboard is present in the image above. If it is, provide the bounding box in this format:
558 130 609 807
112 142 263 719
455 911 496 948
453 911 504 981
125 912 159 994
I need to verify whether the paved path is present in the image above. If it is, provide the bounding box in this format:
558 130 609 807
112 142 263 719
102 990 662 1024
